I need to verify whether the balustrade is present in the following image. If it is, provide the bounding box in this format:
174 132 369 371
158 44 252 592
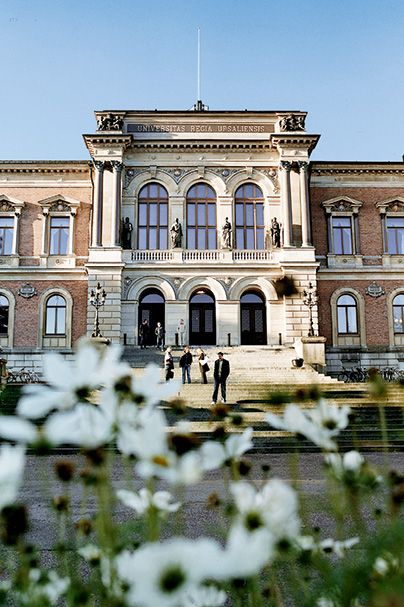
123 249 275 264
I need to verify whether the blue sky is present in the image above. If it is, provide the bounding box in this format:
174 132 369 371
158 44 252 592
1 0 404 161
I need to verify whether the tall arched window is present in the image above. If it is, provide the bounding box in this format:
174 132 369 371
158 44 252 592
186 184 217 249
45 295 66 335
138 183 168 249
235 184 265 249
0 295 9 335
393 294 404 333
337 294 358 334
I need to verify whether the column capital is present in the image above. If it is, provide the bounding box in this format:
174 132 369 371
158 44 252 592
111 161 124 172
280 160 292 171
298 161 309 171
93 160 105 171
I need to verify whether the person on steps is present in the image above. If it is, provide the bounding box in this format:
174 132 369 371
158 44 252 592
197 347 209 384
179 346 193 384
211 352 230 405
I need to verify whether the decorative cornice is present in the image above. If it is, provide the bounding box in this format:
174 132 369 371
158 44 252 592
129 141 271 153
83 134 132 157
312 165 404 176
0 162 89 175
270 133 320 154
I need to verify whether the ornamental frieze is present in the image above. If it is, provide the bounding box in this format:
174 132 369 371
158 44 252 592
258 169 280 194
279 114 306 132
97 114 124 132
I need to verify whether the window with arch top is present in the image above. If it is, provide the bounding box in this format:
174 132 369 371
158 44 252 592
186 183 217 249
0 295 9 335
235 184 265 249
393 293 404 333
138 183 168 249
45 295 66 335
337 294 358 334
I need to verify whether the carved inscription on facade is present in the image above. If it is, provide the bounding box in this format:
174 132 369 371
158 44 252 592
127 123 274 134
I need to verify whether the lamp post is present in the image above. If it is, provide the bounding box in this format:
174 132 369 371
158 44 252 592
89 282 107 338
302 282 318 337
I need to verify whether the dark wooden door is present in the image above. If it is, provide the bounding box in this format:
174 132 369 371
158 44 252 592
240 302 267 345
189 303 216 345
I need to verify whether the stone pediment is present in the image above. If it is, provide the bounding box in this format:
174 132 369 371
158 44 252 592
376 197 404 214
321 196 363 214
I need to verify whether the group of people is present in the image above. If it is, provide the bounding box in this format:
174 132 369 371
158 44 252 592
139 319 165 350
164 346 230 405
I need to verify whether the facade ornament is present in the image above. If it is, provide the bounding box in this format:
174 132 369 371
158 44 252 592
49 201 71 213
280 161 292 171
97 114 124 132
162 167 194 184
124 168 147 189
279 114 306 132
173 277 184 287
298 161 309 171
221 217 232 248
18 283 38 299
121 217 133 249
123 276 134 300
259 169 280 194
170 218 183 248
0 201 14 213
270 217 281 248
386 200 404 213
366 282 385 298
93 160 105 171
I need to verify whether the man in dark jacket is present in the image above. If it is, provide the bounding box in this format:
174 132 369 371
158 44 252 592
179 346 193 384
139 319 149 349
211 352 230 405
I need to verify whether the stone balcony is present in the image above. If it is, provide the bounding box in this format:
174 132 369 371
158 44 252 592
123 248 281 265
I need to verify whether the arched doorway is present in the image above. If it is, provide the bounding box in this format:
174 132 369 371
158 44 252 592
240 290 267 345
189 289 216 345
138 288 165 346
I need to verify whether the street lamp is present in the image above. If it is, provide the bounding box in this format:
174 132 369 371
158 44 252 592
302 282 318 337
89 282 107 338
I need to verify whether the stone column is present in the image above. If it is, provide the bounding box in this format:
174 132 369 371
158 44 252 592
12 209 22 255
111 161 123 246
91 161 104 247
280 161 292 247
298 161 311 247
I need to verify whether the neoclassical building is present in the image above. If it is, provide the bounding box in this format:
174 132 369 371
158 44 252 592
0 108 402 373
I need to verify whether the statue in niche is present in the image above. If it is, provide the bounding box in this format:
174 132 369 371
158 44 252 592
121 217 133 249
271 217 281 248
170 218 183 248
221 217 232 248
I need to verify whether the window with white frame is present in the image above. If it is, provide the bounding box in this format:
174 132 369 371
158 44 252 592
0 195 24 255
45 295 66 335
337 294 358 334
386 217 404 254
0 295 9 335
39 196 79 256
322 197 362 256
393 294 404 334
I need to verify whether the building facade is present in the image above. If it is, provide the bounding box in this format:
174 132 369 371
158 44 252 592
0 108 402 374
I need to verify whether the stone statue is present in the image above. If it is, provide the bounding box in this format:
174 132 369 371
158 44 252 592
97 113 124 131
271 217 281 248
121 217 133 249
221 217 232 248
170 218 182 248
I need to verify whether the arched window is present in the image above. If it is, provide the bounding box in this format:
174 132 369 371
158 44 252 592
0 295 9 335
138 183 168 249
186 184 217 249
45 295 66 335
337 294 358 334
393 294 404 333
235 184 265 249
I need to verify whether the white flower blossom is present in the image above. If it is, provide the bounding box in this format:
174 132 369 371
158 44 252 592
21 570 70 605
117 488 180 514
201 427 254 470
325 451 364 478
78 544 102 562
44 403 113 448
220 524 273 578
266 400 350 451
116 538 223 607
373 552 399 576
130 363 181 408
183 585 227 607
17 341 129 419
319 536 359 557
230 479 300 541
0 416 38 444
0 444 25 510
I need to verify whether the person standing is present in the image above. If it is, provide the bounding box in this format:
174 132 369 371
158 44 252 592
164 346 174 381
211 352 230 405
155 322 165 351
177 318 186 347
139 319 149 349
197 348 209 384
179 346 193 384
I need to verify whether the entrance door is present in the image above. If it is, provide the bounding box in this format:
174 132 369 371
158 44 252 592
189 290 216 345
139 288 165 346
240 291 267 345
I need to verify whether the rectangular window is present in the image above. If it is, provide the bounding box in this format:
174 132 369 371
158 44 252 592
332 217 353 254
49 217 69 255
386 217 404 254
0 217 14 255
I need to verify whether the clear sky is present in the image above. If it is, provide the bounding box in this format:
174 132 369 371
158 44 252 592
1 0 404 162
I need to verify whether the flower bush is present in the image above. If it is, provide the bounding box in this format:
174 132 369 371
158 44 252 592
0 339 403 607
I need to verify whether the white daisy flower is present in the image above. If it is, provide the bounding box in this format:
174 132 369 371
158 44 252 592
201 427 254 470
319 536 359 557
325 450 364 478
0 444 26 510
220 523 274 579
117 488 180 514
0 416 38 444
44 403 113 448
183 585 227 607
130 363 181 408
116 538 223 607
